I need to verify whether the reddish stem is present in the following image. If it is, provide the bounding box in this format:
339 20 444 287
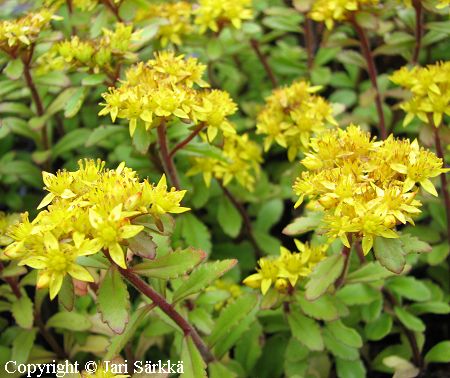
412 0 423 65
350 16 387 140
0 262 22 299
100 0 123 22
250 39 278 88
106 255 215 364
432 126 450 247
304 17 315 70
169 123 206 159
334 244 351 289
157 120 181 190
219 182 263 258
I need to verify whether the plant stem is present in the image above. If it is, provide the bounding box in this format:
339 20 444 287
169 123 206 159
335 244 351 289
250 39 278 88
304 18 315 70
157 120 181 190
355 240 366 264
412 0 423 65
100 0 123 22
35 309 68 359
0 262 22 299
219 182 263 258
432 125 450 247
22 49 49 151
350 16 387 140
383 289 423 369
108 256 215 364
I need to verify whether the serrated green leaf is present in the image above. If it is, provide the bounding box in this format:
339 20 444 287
133 248 206 279
178 213 212 254
46 311 92 331
297 294 338 321
181 336 207 378
11 293 33 329
208 293 258 347
373 237 405 274
336 283 380 306
235 322 263 373
399 234 432 254
97 268 130 334
305 254 344 300
386 276 431 302
173 259 237 302
288 311 324 351
323 328 359 361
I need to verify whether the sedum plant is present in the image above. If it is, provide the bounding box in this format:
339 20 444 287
0 0 450 377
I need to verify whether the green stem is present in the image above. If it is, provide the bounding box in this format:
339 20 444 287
334 244 351 289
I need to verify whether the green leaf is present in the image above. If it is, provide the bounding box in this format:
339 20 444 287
386 277 431 302
132 121 153 154
425 341 450 364
394 307 425 332
178 213 212 254
12 328 37 365
128 232 157 260
46 311 92 331
209 362 237 378
0 160 42 188
52 129 92 158
288 311 324 351
64 87 87 118
133 248 206 279
181 336 207 378
410 301 450 315
365 313 393 341
326 320 362 348
323 327 359 360
97 268 130 334
336 357 366 378
172 259 237 302
180 143 228 162
297 294 339 321
255 198 283 233
399 234 432 254
85 125 126 147
427 243 449 266
217 196 242 238
208 293 258 347
373 237 406 274
253 229 281 255
11 293 34 329
58 276 74 312
346 262 394 284
46 87 80 116
4 59 24 80
282 211 323 236
336 283 380 306
106 305 153 359
235 322 263 373
305 253 345 300
82 73 107 86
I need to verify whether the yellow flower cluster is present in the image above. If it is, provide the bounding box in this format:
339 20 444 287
45 0 122 12
99 51 237 138
38 23 139 76
3 160 189 299
0 10 57 54
194 0 253 33
187 132 262 191
390 61 450 128
0 212 20 251
309 0 379 29
207 279 243 310
293 125 448 255
135 2 193 46
243 240 327 295
256 81 337 162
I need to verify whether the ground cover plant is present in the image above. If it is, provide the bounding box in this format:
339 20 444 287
0 0 449 377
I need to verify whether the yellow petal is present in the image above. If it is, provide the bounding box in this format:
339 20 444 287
49 273 64 300
109 243 126 269
420 178 438 196
68 265 94 282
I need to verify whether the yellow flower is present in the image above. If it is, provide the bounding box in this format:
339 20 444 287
292 125 447 254
135 2 193 46
5 159 190 299
309 0 379 29
244 241 329 294
390 61 450 127
0 212 20 249
194 0 253 33
0 10 58 53
256 80 337 161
